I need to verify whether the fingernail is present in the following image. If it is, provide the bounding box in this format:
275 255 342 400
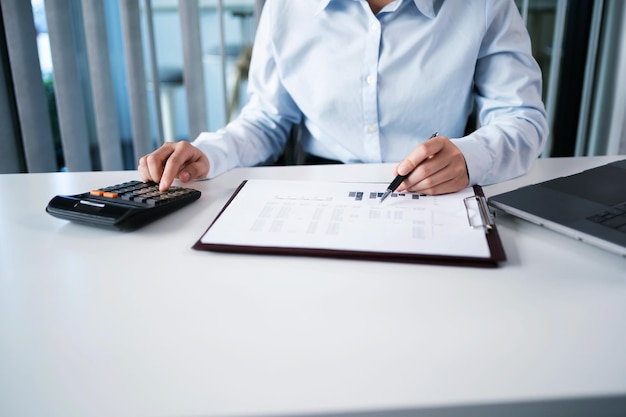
397 162 409 175
180 171 190 182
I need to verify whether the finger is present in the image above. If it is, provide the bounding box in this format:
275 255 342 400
159 142 207 191
401 137 469 194
138 144 173 183
418 179 462 195
177 153 209 184
394 136 446 177
159 146 191 191
409 166 466 194
137 156 151 183
393 137 447 191
407 153 469 194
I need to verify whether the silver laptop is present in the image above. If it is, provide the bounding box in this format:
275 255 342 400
488 159 626 257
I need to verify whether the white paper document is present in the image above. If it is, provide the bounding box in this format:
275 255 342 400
199 179 493 259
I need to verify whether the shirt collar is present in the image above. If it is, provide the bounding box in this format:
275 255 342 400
412 0 436 18
315 0 437 19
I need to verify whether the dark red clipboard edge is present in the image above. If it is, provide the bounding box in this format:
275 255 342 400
193 181 506 268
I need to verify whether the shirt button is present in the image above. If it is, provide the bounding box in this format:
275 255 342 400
366 75 375 84
370 21 379 31
367 124 378 133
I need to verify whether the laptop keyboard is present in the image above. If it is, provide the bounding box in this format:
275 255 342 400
587 202 626 232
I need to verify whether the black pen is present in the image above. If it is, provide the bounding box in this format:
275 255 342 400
379 132 438 204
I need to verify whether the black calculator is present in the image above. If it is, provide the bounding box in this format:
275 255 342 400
46 180 201 230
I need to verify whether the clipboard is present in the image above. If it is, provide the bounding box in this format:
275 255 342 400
193 179 506 267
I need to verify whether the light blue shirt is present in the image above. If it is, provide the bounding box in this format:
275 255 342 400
194 0 549 186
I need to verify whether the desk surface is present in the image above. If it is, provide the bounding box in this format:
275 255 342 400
1 156 625 417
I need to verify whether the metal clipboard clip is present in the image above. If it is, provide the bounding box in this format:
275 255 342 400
463 195 495 231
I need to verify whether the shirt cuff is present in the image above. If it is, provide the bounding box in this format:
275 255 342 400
451 134 494 186
192 132 232 179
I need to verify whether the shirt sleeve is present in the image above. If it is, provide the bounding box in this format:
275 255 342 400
192 0 301 178
452 0 549 186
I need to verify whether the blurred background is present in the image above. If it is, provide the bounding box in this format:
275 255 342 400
1 0 625 174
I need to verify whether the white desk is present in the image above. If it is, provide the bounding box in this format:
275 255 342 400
1 156 625 417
